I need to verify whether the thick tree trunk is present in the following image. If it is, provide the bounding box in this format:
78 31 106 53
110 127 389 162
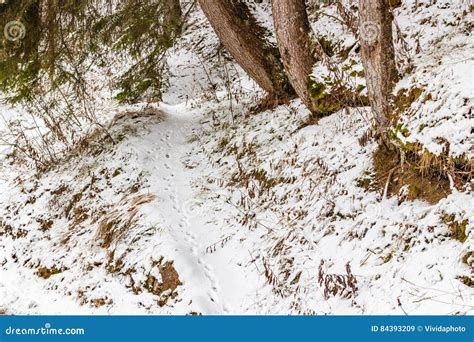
198 0 292 97
272 0 318 113
358 0 398 129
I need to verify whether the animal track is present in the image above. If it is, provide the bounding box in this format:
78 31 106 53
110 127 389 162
147 116 226 313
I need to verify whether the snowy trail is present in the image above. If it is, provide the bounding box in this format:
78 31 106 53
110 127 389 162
0 102 257 315
137 103 254 314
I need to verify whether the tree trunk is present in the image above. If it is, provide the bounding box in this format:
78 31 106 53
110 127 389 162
272 0 317 113
198 0 292 97
358 0 398 129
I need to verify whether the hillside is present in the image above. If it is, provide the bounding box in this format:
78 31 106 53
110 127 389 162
0 0 472 315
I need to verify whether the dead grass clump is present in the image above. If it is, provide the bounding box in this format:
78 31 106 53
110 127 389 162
48 184 71 209
110 108 165 127
318 260 358 300
17 108 166 175
370 144 452 204
91 297 113 308
262 257 292 298
37 266 66 279
76 290 114 308
105 249 126 274
51 184 70 196
36 218 54 231
0 220 28 239
64 193 84 218
97 193 156 248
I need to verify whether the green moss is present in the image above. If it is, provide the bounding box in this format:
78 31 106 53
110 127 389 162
407 184 421 200
309 81 327 102
349 70 365 78
418 124 427 132
442 214 468 243
316 36 337 58
112 168 122 177
393 87 423 116
307 78 368 119
356 84 366 93
388 123 411 141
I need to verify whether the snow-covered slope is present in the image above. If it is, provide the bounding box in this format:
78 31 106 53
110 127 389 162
0 0 472 315
0 103 258 314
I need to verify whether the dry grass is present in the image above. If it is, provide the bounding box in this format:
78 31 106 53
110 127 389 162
91 297 113 308
370 144 452 204
97 193 156 248
37 266 65 279
318 260 358 300
0 220 28 239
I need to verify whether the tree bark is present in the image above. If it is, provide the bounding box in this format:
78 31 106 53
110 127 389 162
358 0 398 129
198 0 293 97
272 0 317 113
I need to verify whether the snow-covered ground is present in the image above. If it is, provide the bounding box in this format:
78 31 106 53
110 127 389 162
0 102 258 314
0 0 472 315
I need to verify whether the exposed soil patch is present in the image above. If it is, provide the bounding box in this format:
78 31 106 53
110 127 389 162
145 260 181 297
371 144 451 204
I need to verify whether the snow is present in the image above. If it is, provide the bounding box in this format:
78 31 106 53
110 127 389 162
0 0 472 315
394 0 473 157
